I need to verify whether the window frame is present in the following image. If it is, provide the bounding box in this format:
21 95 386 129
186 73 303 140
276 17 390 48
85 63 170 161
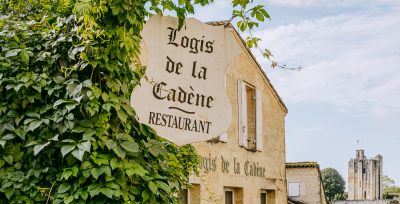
224 187 235 204
260 189 267 204
237 80 263 151
180 188 190 204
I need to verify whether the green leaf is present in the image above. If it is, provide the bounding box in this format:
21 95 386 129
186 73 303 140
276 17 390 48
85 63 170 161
72 149 85 161
72 126 89 133
91 168 99 179
133 164 148 177
156 181 171 193
33 141 50 155
116 109 128 123
58 183 71 193
261 9 270 19
67 83 78 95
82 130 96 141
99 165 112 176
148 139 163 146
256 12 264 22
78 119 94 128
5 188 14 200
64 195 74 204
148 146 160 157
77 141 91 152
3 155 13 165
104 182 119 189
155 146 169 158
89 187 101 198
28 120 43 131
0 140 6 148
82 161 93 169
0 160 5 168
149 181 158 194
120 141 139 152
61 145 76 157
54 76 65 84
25 141 39 147
121 104 135 116
116 133 131 140
140 124 151 137
20 50 30 64
100 188 113 198
110 158 119 170
5 49 21 57
7 110 19 117
53 99 68 107
142 189 150 202
105 140 117 150
81 191 89 200
112 145 126 159
1 134 15 140
49 134 59 141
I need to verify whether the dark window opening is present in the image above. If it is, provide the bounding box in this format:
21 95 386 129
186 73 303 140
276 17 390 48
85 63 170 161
180 189 188 204
225 191 233 204
261 192 267 204
246 84 256 151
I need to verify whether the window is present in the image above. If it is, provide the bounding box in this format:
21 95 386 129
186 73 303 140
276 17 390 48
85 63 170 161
288 183 300 197
180 189 189 204
180 184 201 204
261 190 267 204
238 80 263 151
224 187 243 204
224 188 235 204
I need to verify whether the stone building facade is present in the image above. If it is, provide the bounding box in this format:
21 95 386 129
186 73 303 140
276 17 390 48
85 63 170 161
286 162 328 204
139 18 288 204
348 150 383 200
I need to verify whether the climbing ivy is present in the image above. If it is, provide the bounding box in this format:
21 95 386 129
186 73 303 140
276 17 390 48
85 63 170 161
0 1 204 203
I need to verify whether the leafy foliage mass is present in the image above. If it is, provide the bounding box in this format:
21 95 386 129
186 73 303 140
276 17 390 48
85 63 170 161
333 192 346 201
383 175 400 200
0 0 205 203
321 168 346 201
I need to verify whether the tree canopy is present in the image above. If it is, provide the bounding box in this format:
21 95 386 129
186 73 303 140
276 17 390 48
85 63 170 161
321 168 346 201
0 0 277 203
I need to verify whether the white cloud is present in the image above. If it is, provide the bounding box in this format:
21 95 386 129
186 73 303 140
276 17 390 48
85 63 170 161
264 0 400 7
251 9 400 117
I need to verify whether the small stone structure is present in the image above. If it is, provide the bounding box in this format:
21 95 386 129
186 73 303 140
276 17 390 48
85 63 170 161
286 162 328 204
348 150 383 200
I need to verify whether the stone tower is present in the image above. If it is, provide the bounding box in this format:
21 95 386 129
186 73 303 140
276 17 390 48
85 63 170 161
348 150 383 200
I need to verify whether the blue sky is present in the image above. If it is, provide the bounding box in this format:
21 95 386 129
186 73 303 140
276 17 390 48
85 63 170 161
154 0 400 189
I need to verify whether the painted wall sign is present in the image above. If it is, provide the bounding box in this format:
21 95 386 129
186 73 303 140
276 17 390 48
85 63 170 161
199 153 267 178
131 15 241 146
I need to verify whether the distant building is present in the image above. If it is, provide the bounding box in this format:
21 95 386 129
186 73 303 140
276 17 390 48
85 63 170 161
348 150 383 200
286 162 328 204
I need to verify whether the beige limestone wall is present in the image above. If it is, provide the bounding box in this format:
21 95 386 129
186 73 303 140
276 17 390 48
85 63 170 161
138 25 287 204
286 167 326 204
